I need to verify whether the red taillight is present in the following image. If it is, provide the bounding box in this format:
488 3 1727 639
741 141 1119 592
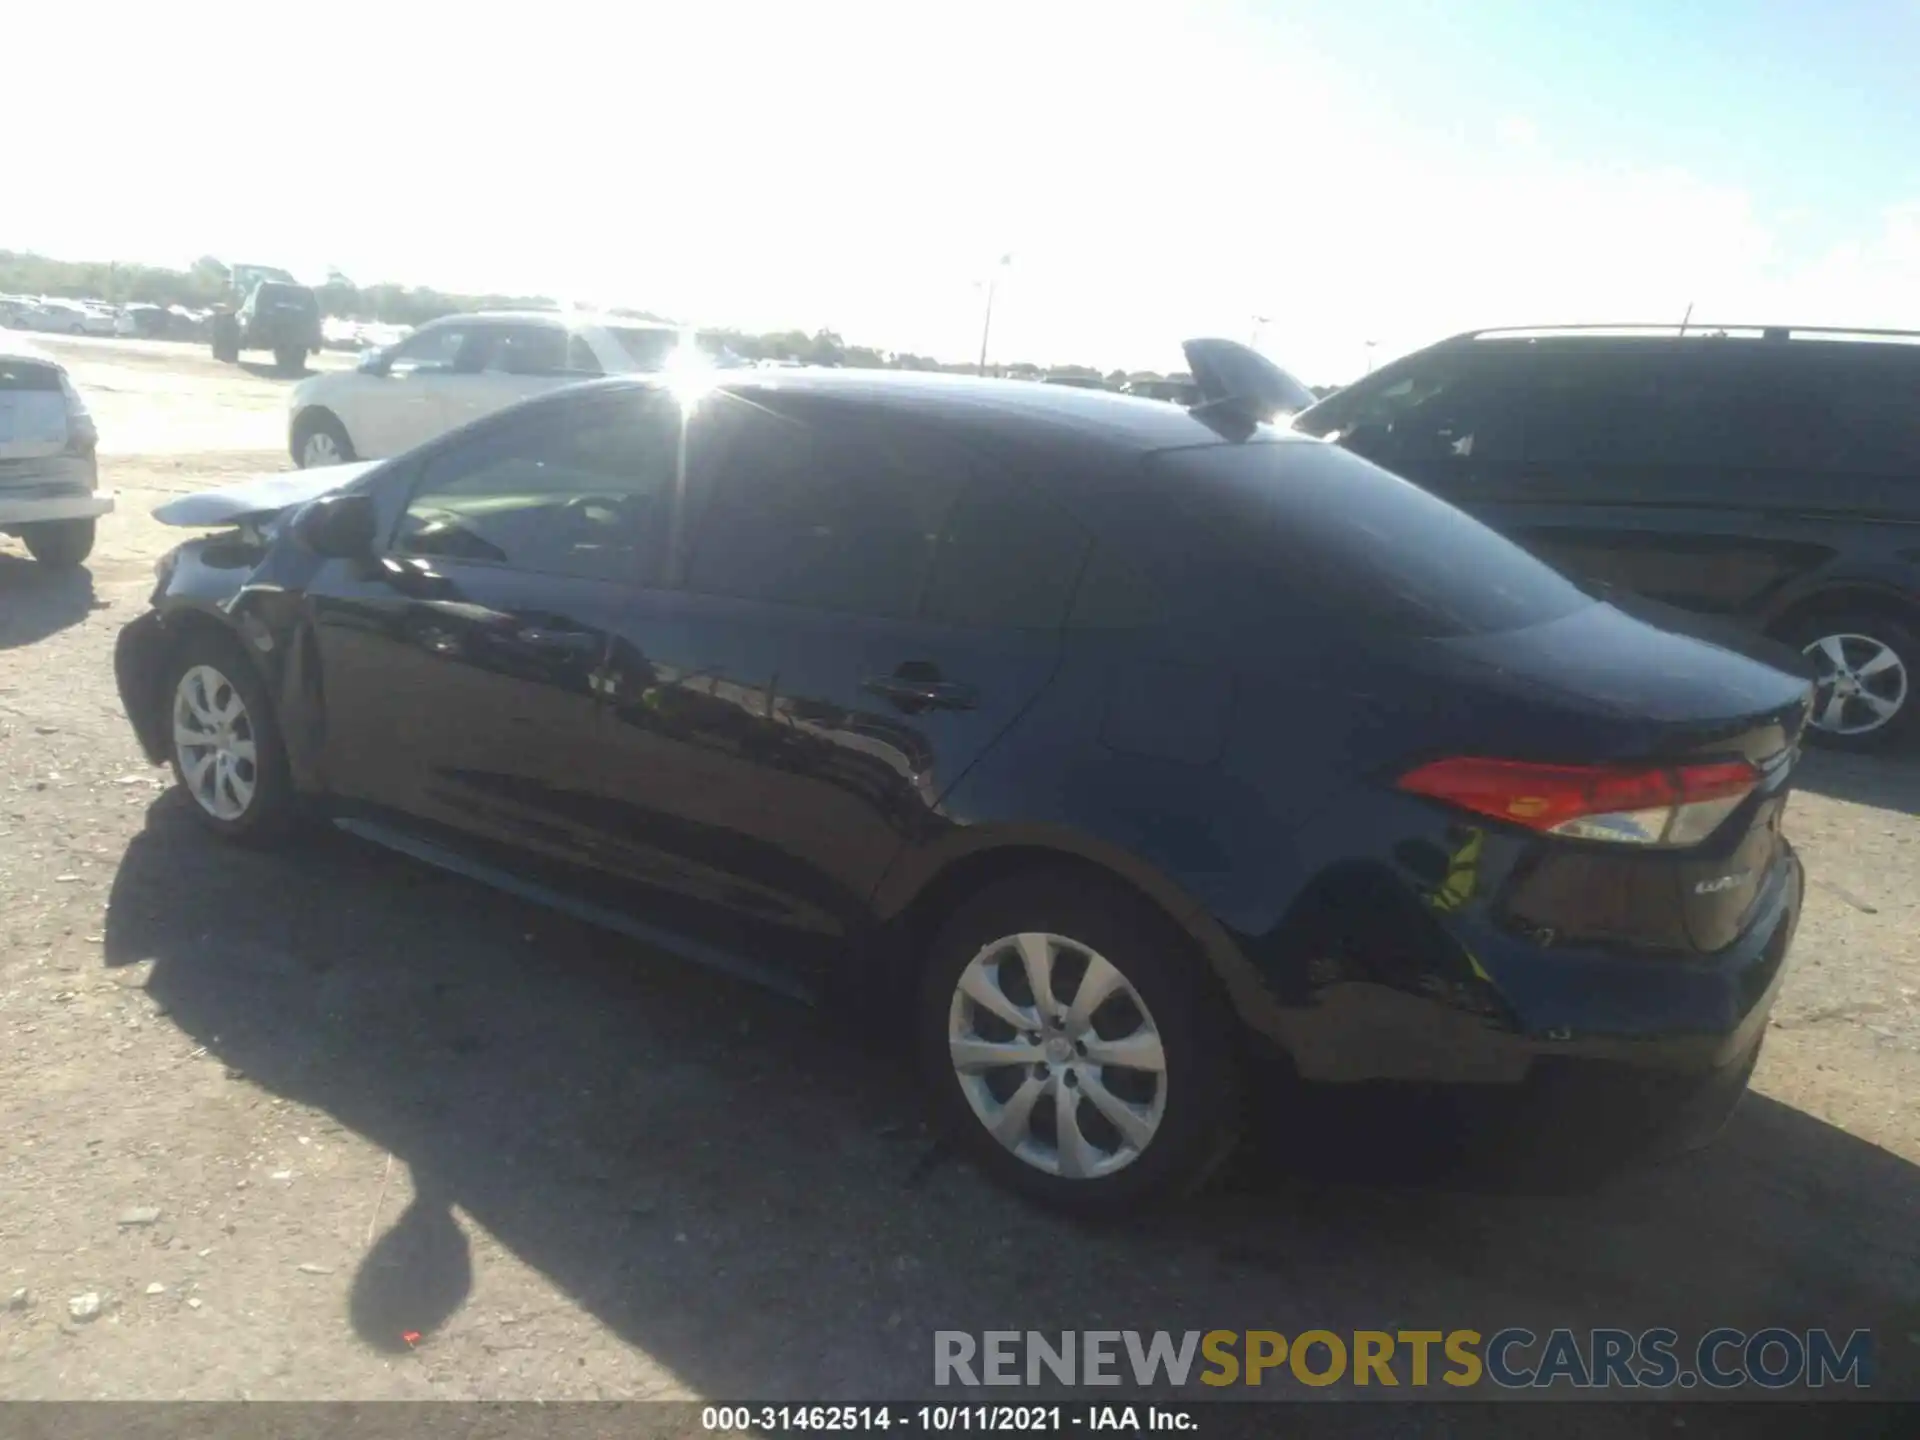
1397 757 1759 846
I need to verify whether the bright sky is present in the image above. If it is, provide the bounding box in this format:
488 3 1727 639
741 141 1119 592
12 0 1920 380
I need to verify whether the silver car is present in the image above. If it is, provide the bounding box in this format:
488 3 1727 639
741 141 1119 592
0 340 114 566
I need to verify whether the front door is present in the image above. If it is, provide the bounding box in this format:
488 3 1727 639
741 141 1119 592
307 389 676 860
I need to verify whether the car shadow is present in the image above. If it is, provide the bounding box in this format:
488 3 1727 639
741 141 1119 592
102 801 1920 1400
1793 748 1920 820
237 360 309 381
0 551 97 649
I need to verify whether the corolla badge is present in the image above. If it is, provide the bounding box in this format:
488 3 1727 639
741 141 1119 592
1693 871 1751 895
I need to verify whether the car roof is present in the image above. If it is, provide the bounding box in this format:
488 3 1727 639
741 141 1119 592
596 366 1272 456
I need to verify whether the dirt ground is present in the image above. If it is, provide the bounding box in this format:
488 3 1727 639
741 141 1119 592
1 336 1917 1412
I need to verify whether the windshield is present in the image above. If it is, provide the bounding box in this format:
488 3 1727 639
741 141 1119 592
1146 439 1595 638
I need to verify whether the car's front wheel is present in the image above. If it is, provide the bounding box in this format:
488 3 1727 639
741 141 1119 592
1785 610 1917 752
292 409 355 469
917 871 1239 1215
20 518 96 568
164 633 296 843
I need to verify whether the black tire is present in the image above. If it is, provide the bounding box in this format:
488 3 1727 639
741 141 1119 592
20 518 95 568
915 869 1240 1216
274 344 305 376
160 629 297 845
1777 608 1919 753
291 409 355 469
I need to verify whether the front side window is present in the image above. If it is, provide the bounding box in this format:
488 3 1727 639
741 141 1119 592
387 324 473 377
393 396 677 582
1308 354 1526 469
682 403 963 618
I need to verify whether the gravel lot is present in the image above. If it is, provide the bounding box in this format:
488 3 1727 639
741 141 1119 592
2 336 1917 1411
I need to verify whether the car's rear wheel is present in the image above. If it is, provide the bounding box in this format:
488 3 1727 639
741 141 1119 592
164 633 295 843
274 344 305 375
1784 610 1917 752
292 410 355 469
20 518 96 568
916 871 1239 1215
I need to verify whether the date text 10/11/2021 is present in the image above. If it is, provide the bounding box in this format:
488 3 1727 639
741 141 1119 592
702 1406 1191 1433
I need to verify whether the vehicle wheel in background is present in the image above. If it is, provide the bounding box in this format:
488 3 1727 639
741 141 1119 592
1782 609 1918 752
20 518 96 568
163 631 296 844
291 410 355 469
274 344 305 375
916 869 1240 1216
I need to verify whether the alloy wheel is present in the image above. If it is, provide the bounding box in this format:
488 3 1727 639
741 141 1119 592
1803 632 1909 738
301 430 342 467
173 664 258 821
946 931 1168 1180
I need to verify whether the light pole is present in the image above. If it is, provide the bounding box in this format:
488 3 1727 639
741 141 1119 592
1251 314 1272 347
977 253 1012 377
1364 339 1378 375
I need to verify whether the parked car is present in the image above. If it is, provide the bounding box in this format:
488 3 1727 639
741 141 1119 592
114 343 1812 1213
0 339 114 566
1292 323 1920 751
285 310 703 469
31 299 115 336
210 280 323 372
115 304 172 338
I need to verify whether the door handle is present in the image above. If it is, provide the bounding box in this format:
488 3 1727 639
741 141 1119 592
862 672 977 712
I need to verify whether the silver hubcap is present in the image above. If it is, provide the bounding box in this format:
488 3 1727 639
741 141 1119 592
173 665 258 821
1803 633 1908 737
947 932 1167 1180
302 431 341 467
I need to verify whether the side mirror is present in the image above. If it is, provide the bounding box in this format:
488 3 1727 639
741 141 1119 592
292 491 377 559
357 348 392 376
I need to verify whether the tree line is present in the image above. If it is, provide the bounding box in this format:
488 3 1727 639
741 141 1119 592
2 249 1331 391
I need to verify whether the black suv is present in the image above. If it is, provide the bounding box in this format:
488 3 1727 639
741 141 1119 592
1293 325 1920 751
211 281 323 374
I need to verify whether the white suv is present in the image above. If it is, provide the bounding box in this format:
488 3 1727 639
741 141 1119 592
287 311 699 468
0 341 114 567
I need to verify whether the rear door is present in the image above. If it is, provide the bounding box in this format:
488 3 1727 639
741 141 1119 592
592 397 1081 944
456 320 583 429
309 389 676 858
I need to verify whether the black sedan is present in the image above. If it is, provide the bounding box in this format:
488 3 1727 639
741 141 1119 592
113 348 1812 1213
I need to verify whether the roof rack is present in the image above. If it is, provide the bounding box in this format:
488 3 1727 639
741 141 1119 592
1448 323 1920 343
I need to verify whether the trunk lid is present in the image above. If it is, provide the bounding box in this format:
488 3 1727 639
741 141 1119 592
0 354 71 465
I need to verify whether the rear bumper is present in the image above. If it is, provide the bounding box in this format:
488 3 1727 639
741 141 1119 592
0 490 115 525
1267 833 1789 1090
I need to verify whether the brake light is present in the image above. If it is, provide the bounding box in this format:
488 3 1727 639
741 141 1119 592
1397 757 1759 846
60 374 96 456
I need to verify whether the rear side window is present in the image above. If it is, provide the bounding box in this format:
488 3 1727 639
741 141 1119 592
682 404 962 618
921 483 1090 630
1151 441 1593 637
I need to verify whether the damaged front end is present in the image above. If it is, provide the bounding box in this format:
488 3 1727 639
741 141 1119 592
114 461 377 772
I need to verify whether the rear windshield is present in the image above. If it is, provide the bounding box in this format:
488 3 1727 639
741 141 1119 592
1147 440 1594 637
0 358 63 391
254 284 316 309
